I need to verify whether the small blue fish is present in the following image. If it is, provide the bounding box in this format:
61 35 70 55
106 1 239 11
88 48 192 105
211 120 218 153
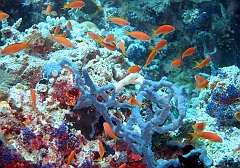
219 3 227 19
22 0 32 6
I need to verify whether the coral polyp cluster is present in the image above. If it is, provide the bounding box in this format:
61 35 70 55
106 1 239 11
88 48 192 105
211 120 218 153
0 0 240 167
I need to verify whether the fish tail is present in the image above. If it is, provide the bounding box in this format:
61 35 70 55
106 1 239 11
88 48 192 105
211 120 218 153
62 4 68 9
188 132 201 142
148 47 154 51
232 148 240 156
41 10 46 15
123 28 129 36
26 39 33 46
194 61 200 68
51 11 57 16
151 30 156 37
106 16 110 21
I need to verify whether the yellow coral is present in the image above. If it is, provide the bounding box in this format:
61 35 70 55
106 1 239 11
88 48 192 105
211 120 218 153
0 101 11 114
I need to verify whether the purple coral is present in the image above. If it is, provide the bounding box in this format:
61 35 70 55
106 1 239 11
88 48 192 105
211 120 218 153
206 84 240 125
22 127 36 144
51 122 80 152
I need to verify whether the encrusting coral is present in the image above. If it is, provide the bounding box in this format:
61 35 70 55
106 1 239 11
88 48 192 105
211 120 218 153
0 70 17 101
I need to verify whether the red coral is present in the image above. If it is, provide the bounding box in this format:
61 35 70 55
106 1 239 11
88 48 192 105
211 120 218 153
50 80 69 105
127 150 143 162
115 141 128 152
127 161 147 168
31 135 49 150
30 73 43 88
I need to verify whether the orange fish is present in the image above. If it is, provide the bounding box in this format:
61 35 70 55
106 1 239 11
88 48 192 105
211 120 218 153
30 89 37 112
182 47 196 59
88 32 103 43
150 39 167 51
45 4 52 15
88 32 116 50
63 0 85 9
52 35 74 48
194 57 211 68
128 97 141 106
0 11 9 21
234 112 240 122
1 39 32 56
190 131 222 142
66 150 75 168
192 122 206 133
100 41 117 51
118 40 127 55
196 79 209 89
31 138 37 150
152 25 175 37
232 145 240 155
103 34 116 45
144 51 157 68
67 20 72 30
54 26 61 35
96 141 105 161
125 30 151 42
194 75 205 84
107 17 130 26
127 65 141 73
119 163 127 168
194 75 209 89
171 58 182 67
103 122 119 141
42 4 57 16
200 132 223 142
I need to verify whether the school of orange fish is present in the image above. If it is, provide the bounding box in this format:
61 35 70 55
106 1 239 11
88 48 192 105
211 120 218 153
1 0 239 165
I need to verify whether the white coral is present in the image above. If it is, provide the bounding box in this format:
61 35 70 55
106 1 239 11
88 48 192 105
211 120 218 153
114 73 144 93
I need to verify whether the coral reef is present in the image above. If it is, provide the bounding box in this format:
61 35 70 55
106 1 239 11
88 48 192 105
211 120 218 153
0 0 240 167
204 66 240 125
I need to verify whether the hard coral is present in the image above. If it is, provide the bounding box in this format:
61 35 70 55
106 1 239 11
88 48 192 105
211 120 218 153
205 66 240 125
51 122 81 153
47 66 76 107
50 79 68 105
21 127 36 144
0 139 31 167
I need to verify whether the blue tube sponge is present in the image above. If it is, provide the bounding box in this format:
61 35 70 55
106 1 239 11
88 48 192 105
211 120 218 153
43 58 212 168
